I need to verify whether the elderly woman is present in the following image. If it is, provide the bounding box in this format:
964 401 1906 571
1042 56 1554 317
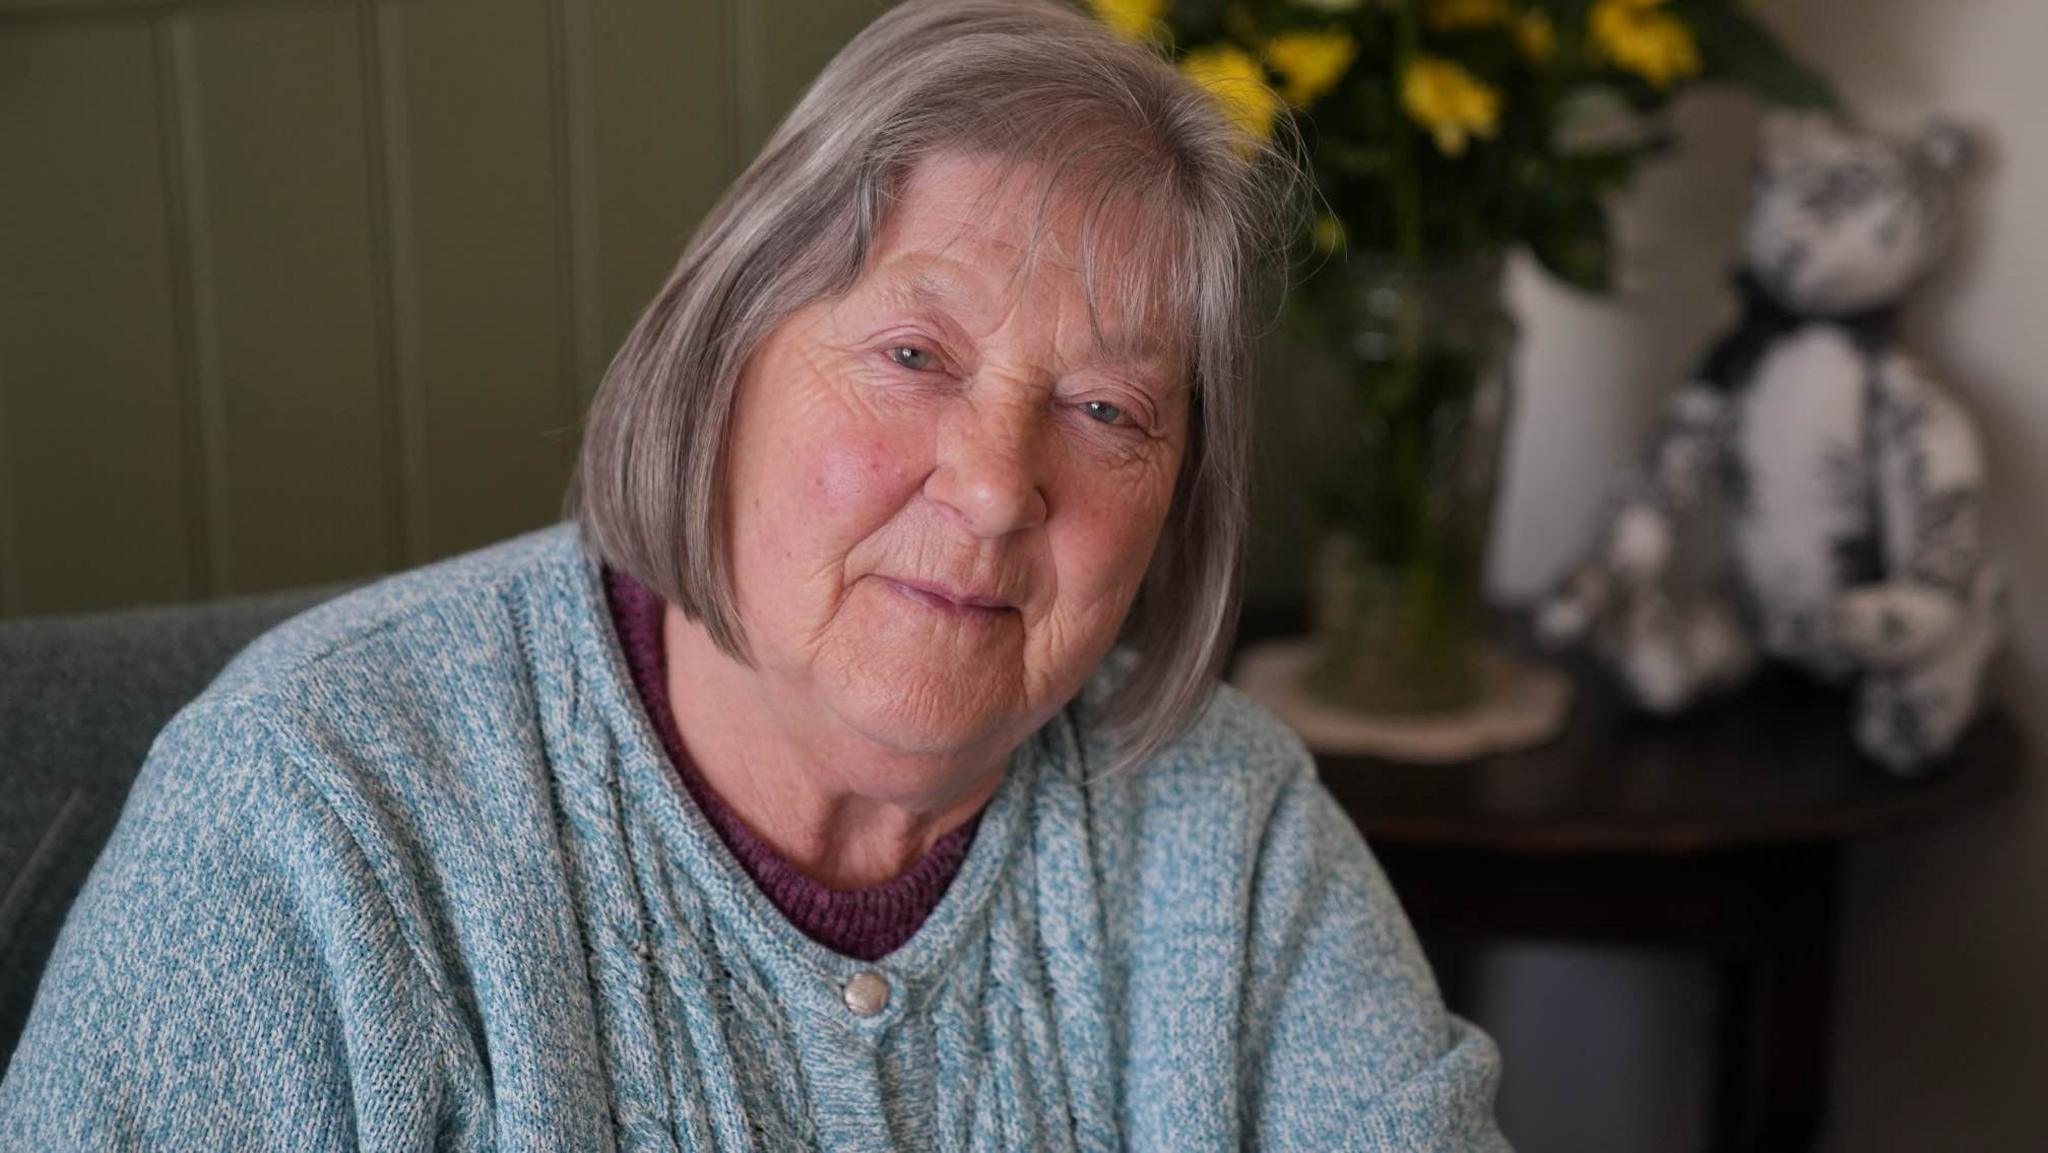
0 1 1504 1148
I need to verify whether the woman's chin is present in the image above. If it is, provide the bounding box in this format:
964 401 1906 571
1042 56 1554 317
821 643 1024 765
850 675 1006 754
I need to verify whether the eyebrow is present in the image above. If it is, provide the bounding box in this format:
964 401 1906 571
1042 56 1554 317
885 267 1175 370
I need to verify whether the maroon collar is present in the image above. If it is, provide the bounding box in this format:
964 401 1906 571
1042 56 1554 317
600 565 980 961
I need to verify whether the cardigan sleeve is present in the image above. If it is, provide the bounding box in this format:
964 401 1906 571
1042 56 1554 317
0 700 448 1151
1239 759 1511 1151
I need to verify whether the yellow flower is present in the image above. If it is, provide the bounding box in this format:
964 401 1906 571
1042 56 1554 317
1424 0 1514 31
1265 30 1357 107
1401 55 1501 157
1590 0 1702 88
1089 0 1167 41
1181 45 1284 142
1514 9 1556 63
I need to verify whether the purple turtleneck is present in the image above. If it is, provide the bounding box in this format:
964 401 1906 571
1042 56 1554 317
600 565 980 961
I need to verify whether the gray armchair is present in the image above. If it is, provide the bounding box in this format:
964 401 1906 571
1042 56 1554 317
0 584 355 1070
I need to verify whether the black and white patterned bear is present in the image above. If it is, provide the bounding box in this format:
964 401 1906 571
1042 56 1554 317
1538 111 2003 774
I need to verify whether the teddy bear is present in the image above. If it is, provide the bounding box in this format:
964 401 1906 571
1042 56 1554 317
1537 110 2004 775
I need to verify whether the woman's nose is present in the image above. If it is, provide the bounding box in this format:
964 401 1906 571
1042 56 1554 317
925 403 1050 538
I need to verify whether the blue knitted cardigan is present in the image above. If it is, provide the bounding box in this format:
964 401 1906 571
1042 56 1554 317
0 524 1507 1151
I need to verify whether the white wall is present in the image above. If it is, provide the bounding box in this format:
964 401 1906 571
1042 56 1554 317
1487 0 2048 1147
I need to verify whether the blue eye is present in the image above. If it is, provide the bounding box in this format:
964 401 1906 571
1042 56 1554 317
888 345 934 371
1080 400 1126 426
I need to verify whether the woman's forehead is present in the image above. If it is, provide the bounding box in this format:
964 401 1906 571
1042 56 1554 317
880 153 1174 274
863 153 1186 363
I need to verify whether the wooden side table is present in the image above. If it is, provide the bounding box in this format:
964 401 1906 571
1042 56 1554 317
1233 611 2022 1152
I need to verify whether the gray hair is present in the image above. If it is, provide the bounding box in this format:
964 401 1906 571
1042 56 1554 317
567 0 1297 774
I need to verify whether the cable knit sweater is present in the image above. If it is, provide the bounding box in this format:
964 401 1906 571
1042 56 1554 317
0 523 1507 1151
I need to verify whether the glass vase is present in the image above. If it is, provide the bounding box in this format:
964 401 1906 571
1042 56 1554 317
1305 254 1515 715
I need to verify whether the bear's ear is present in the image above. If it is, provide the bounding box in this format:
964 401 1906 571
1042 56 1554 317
1916 119 1972 177
1758 109 1832 170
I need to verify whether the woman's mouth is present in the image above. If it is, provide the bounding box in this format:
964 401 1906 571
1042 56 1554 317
881 577 1016 620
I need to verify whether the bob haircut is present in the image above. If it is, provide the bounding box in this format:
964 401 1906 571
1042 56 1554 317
568 0 1296 775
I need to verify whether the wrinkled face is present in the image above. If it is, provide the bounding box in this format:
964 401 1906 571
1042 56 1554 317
722 151 1189 780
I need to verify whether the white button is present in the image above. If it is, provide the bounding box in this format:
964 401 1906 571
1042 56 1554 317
842 970 890 1018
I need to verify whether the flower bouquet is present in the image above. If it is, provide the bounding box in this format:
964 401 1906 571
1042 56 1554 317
1094 0 1833 721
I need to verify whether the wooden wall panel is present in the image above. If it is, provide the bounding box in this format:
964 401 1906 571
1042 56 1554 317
184 2 394 593
0 20 194 614
389 0 573 560
0 0 892 618
739 0 896 159
587 0 734 394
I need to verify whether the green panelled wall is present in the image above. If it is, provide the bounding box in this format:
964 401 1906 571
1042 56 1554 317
0 0 894 617
0 0 1326 619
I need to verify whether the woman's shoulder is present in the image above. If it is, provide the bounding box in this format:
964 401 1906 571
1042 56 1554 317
1062 649 1322 860
205 522 582 708
159 523 589 805
1059 668 1502 1152
1070 646 1316 795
